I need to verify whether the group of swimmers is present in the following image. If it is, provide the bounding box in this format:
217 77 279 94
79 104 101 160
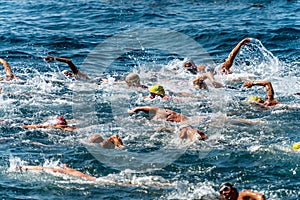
3 37 297 199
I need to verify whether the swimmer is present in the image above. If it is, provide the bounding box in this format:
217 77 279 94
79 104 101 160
183 38 251 75
129 106 262 126
89 134 126 149
22 116 76 131
101 73 148 90
145 84 188 100
146 84 172 100
44 56 89 80
0 58 20 81
243 80 279 106
219 182 265 200
125 73 148 90
128 106 207 140
16 163 96 181
183 60 207 75
179 126 207 141
128 106 189 123
292 142 300 150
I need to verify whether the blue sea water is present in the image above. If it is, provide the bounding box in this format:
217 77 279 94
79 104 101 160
0 0 299 199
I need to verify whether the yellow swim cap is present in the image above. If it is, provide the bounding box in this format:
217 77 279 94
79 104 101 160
149 84 165 95
292 142 300 150
246 95 262 103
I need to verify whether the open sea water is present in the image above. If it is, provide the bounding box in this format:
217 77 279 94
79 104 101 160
0 0 299 199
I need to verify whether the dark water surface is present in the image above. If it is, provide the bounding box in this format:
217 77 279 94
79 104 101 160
0 0 299 199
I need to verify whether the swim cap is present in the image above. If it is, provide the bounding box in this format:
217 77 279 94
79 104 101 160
149 84 165 95
56 116 67 125
125 73 140 84
183 60 198 74
219 182 234 193
246 95 262 103
292 142 300 150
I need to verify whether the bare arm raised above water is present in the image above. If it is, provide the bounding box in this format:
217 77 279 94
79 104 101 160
0 58 19 81
45 56 89 79
243 80 279 106
221 38 251 74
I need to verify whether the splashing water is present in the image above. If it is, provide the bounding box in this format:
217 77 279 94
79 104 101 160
233 38 281 79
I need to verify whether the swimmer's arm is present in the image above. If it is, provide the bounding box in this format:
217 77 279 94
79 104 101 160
193 73 208 90
45 56 89 79
0 58 19 81
243 80 275 100
197 65 207 72
22 125 51 129
52 125 77 131
100 78 126 84
17 165 96 181
221 38 251 74
128 106 157 114
50 167 96 181
17 165 44 171
227 117 262 125
22 124 76 130
193 72 223 89
193 72 223 88
238 190 265 200
45 56 78 73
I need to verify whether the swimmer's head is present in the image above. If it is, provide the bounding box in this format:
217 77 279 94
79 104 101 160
196 130 207 140
62 70 73 77
56 116 67 125
109 134 125 148
125 73 141 86
292 142 300 150
89 134 104 143
219 183 238 200
149 84 165 97
245 95 264 104
183 60 198 74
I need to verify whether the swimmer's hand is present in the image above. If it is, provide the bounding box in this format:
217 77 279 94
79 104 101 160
100 78 109 84
241 38 251 46
128 108 137 114
77 71 89 79
44 56 55 62
243 80 254 88
6 74 20 81
212 81 223 88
